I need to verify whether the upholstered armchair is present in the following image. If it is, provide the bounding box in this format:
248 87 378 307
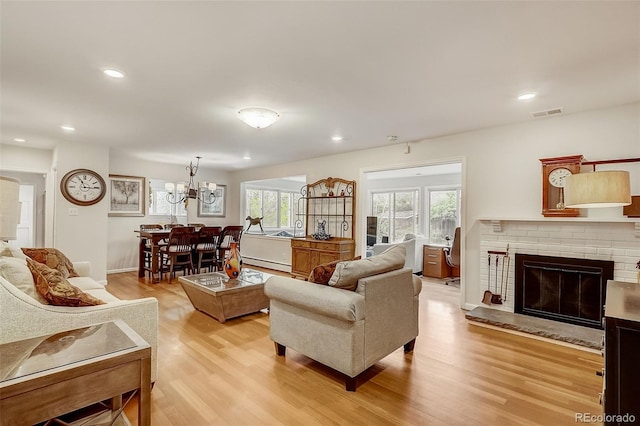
264 245 422 391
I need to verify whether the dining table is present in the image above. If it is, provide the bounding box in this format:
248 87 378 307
136 227 233 283
135 229 172 283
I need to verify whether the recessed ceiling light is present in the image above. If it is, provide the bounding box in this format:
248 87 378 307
60 125 76 132
13 138 26 143
331 136 343 142
243 155 251 160
103 68 125 79
518 92 537 101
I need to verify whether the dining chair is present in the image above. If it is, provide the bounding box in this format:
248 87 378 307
140 224 163 278
164 223 185 230
159 226 196 282
217 226 244 269
195 226 222 273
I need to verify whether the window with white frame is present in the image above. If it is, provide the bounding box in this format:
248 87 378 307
245 187 301 231
427 187 461 245
148 179 187 217
370 189 420 242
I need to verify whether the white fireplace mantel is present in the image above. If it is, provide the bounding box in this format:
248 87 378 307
478 217 640 237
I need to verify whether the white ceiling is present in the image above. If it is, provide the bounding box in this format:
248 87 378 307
2 1 639 171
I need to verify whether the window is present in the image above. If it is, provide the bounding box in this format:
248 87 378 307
428 188 460 245
370 190 419 242
148 179 186 217
246 187 301 231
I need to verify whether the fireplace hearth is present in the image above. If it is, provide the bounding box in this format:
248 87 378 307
514 254 614 329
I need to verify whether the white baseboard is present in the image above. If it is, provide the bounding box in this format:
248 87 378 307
243 257 291 273
107 267 138 275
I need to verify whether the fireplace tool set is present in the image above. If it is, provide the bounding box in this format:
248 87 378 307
482 245 511 305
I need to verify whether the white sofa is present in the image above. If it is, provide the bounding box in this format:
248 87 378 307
371 234 428 274
0 247 159 382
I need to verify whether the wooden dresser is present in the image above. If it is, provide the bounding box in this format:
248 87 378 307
291 238 355 279
422 245 452 278
603 280 640 425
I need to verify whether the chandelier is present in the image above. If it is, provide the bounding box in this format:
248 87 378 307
165 156 217 207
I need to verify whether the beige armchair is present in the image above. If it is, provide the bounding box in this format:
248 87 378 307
264 249 421 391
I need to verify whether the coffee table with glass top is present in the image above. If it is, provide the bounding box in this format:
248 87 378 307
178 268 273 323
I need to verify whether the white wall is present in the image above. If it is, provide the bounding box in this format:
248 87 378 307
53 141 110 282
230 102 640 308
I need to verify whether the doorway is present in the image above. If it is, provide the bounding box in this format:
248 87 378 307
2 171 46 248
362 160 465 307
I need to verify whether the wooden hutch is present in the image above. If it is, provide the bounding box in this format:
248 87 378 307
290 177 356 279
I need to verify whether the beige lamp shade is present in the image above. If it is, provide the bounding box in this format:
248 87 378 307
0 176 22 240
564 171 631 208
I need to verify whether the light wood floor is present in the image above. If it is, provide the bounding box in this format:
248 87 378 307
108 269 604 426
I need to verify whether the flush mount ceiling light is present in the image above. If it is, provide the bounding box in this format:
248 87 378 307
518 92 537 101
60 125 76 132
13 138 25 143
103 68 125 79
237 107 280 129
331 136 343 142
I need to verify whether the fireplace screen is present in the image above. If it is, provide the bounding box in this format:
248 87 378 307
515 254 613 329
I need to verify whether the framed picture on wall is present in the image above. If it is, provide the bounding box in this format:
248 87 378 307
108 175 145 217
198 184 226 217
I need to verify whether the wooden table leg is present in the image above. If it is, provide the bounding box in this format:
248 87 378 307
139 357 152 426
138 237 146 278
151 243 160 284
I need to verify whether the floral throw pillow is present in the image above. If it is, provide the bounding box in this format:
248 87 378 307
308 256 361 285
21 248 79 278
26 258 104 307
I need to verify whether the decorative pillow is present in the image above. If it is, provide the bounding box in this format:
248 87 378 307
0 241 27 259
26 258 104 307
21 248 79 278
0 257 48 304
328 244 406 291
308 256 362 285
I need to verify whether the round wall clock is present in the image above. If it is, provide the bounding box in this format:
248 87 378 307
60 169 107 206
539 155 583 217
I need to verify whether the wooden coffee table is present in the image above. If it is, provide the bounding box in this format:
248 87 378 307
0 320 151 426
179 268 273 323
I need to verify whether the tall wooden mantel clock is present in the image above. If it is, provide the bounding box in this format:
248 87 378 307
540 155 583 217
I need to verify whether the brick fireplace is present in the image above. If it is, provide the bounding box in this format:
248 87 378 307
478 219 639 318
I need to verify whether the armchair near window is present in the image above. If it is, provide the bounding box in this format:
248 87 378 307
371 234 428 274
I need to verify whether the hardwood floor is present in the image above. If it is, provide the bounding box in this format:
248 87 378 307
107 269 604 426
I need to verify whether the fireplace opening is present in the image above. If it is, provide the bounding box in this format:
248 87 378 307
514 254 614 329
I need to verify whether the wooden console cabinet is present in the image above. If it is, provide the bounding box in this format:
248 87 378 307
422 245 452 278
603 280 640 425
291 177 356 279
291 238 355 279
